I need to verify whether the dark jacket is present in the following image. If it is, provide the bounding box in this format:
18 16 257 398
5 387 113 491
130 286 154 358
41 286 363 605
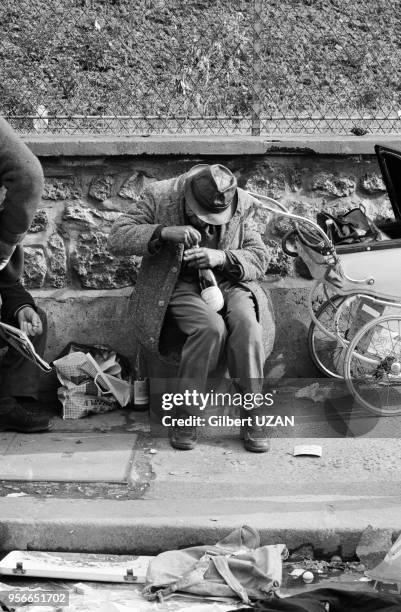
0 119 44 322
108 171 275 363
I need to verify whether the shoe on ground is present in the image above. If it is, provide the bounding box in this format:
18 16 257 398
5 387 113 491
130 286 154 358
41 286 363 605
0 397 52 433
170 425 198 450
242 416 270 453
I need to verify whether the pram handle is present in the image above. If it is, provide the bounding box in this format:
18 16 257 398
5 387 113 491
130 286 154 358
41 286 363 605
248 191 376 289
246 191 332 248
333 268 375 288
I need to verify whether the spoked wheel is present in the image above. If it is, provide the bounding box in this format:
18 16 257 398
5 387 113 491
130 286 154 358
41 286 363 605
344 315 401 416
308 295 358 378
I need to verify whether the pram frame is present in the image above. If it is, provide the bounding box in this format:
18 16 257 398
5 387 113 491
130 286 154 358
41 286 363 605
248 191 401 416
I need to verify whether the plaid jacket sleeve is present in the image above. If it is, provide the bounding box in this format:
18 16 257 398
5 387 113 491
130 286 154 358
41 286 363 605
225 219 269 281
108 188 161 257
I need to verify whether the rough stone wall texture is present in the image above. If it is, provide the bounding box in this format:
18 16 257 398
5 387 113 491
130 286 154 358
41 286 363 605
23 154 392 291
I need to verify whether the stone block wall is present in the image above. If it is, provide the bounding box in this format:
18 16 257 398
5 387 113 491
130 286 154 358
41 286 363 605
244 156 392 277
23 154 393 293
10 139 396 381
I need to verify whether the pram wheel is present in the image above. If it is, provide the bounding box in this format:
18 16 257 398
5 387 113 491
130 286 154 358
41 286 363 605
344 315 401 416
308 295 355 379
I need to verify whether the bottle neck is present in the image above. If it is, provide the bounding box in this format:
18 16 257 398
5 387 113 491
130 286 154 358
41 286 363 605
198 267 217 286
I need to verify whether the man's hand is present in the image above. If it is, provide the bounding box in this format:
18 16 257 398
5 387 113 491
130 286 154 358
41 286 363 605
17 306 42 337
161 225 201 247
184 247 226 269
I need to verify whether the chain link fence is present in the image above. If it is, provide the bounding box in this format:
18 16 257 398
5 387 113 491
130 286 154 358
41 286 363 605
1 0 400 136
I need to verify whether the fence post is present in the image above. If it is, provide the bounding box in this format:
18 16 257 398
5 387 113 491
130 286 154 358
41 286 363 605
251 0 263 136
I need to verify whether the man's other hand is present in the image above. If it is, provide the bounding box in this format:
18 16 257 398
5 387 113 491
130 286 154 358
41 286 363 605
161 226 201 247
17 306 42 337
184 247 225 269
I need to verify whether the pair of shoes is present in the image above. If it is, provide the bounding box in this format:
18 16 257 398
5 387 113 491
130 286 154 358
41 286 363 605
241 410 270 453
0 397 52 433
170 425 198 450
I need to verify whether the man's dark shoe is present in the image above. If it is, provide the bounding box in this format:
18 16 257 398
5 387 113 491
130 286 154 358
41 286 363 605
241 411 270 453
170 425 198 450
0 397 52 433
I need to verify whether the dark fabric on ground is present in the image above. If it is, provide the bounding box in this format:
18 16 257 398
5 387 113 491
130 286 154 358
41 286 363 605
232 588 401 612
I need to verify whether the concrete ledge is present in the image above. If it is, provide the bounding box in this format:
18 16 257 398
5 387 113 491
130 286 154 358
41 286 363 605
22 134 401 157
30 283 317 377
31 289 137 363
0 495 400 557
31 288 133 301
29 280 313 299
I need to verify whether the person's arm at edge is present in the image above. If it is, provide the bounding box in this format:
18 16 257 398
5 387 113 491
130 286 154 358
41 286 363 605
0 118 44 246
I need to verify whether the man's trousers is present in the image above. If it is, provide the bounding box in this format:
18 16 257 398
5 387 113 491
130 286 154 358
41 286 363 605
166 278 265 404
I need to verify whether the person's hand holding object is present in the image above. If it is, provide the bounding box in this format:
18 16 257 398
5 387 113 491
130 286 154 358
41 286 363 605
161 225 201 247
17 306 43 337
184 247 226 269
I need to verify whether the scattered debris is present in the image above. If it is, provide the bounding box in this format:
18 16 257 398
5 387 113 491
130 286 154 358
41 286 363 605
6 492 28 498
176 606 231 612
351 126 369 136
302 570 314 583
0 582 12 590
288 545 314 561
367 531 401 586
356 525 393 570
73 582 95 595
295 382 331 403
289 568 305 578
293 444 322 458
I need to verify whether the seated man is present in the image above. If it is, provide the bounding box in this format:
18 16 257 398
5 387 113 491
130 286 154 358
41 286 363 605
0 118 50 433
108 164 274 452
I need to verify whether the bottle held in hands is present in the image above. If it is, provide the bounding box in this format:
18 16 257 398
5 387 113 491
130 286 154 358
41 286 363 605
197 245 225 312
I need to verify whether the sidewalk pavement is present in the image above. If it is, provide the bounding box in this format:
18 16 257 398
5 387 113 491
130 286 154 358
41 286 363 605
1 396 401 557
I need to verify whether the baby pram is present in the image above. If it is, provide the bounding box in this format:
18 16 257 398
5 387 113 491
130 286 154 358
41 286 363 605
249 145 401 416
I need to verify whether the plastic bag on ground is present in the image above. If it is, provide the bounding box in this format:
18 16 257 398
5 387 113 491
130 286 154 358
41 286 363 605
53 347 133 419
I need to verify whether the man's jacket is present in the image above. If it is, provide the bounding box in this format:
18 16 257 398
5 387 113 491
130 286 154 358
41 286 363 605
0 118 44 322
108 171 275 363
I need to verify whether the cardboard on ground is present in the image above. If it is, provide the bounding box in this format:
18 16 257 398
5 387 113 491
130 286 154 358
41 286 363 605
293 444 322 457
0 551 153 583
